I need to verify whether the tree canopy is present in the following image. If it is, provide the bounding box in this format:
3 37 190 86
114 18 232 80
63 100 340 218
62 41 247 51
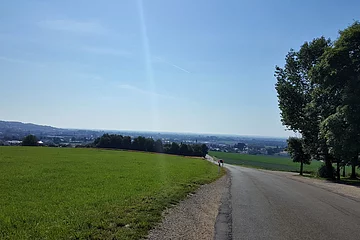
276 21 360 179
93 134 208 158
287 137 311 175
22 135 38 146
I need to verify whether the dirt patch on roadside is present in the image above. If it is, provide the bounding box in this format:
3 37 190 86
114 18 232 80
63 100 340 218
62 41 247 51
147 174 229 240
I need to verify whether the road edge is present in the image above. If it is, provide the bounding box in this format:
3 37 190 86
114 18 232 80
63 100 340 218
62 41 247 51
214 169 232 240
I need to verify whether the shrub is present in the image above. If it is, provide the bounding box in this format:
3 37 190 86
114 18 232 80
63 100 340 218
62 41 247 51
317 164 335 178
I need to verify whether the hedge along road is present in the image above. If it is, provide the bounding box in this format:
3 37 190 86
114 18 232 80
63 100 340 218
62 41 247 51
215 161 360 240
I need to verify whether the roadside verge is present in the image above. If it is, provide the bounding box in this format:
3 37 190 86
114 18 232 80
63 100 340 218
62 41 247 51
147 173 229 240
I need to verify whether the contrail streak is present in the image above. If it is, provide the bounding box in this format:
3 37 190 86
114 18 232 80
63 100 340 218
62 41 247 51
154 56 191 73
169 63 191 73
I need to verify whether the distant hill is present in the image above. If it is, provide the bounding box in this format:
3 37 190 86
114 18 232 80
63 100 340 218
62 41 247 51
0 120 59 133
0 120 287 148
0 120 101 140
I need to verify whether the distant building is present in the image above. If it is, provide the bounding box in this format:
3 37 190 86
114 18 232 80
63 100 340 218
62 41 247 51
277 151 290 157
7 140 22 145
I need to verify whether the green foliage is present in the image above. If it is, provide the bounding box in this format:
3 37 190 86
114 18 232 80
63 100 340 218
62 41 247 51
210 151 321 173
93 134 208 158
169 142 180 154
317 164 336 179
234 142 246 151
179 143 190 156
314 22 360 178
210 151 360 176
275 22 360 179
201 144 209 157
21 134 38 146
132 136 146 151
287 138 311 164
154 139 163 153
275 37 331 133
287 137 311 175
0 147 222 239
122 136 132 149
275 37 332 172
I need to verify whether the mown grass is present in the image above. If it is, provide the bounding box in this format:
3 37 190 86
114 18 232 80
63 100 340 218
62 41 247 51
0 147 222 240
210 151 360 176
210 151 322 173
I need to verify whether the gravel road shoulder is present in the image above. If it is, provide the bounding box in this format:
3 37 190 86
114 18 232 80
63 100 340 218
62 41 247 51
147 173 229 240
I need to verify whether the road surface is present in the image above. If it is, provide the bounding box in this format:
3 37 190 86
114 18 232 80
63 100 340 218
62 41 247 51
210 158 360 240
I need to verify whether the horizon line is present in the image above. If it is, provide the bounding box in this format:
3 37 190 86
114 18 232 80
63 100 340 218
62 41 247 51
0 119 289 139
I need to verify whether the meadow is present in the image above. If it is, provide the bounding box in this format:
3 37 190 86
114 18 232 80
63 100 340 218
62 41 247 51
210 151 360 177
0 147 221 240
210 151 322 173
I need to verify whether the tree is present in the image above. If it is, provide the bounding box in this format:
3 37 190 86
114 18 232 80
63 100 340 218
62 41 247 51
154 139 163 153
145 138 155 152
320 109 352 180
91 134 207 158
169 142 180 155
287 137 311 175
191 144 202 157
109 134 123 148
96 134 112 148
179 143 190 156
234 142 246 151
122 136 132 149
94 134 127 149
163 143 171 154
22 135 38 146
201 144 209 157
312 22 360 179
275 37 333 177
132 136 146 151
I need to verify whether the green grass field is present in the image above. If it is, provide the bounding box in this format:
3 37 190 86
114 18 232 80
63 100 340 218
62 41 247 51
0 147 221 240
210 151 322 173
210 151 360 176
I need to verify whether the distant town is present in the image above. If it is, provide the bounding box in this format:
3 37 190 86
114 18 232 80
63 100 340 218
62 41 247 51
0 120 289 157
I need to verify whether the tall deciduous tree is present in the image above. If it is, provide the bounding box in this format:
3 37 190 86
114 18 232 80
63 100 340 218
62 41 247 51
169 142 180 155
312 22 360 179
287 137 311 175
154 139 163 153
122 136 132 150
22 134 38 146
145 138 155 152
201 144 209 158
320 108 352 180
275 37 333 177
179 143 190 156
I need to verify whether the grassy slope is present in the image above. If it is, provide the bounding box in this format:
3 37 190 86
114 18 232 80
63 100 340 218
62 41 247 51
210 151 322 173
210 151 360 176
0 147 222 240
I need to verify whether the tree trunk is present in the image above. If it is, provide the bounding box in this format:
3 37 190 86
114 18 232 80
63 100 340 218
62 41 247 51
342 164 346 177
336 161 340 181
350 156 358 179
300 160 304 176
351 164 356 179
324 154 334 179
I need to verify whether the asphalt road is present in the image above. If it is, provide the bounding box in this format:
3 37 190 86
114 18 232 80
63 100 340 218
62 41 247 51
225 164 360 240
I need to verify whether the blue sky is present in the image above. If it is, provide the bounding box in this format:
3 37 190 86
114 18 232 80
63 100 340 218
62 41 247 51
0 0 359 137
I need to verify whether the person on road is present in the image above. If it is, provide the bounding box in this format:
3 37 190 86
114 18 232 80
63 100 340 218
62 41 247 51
218 159 224 167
